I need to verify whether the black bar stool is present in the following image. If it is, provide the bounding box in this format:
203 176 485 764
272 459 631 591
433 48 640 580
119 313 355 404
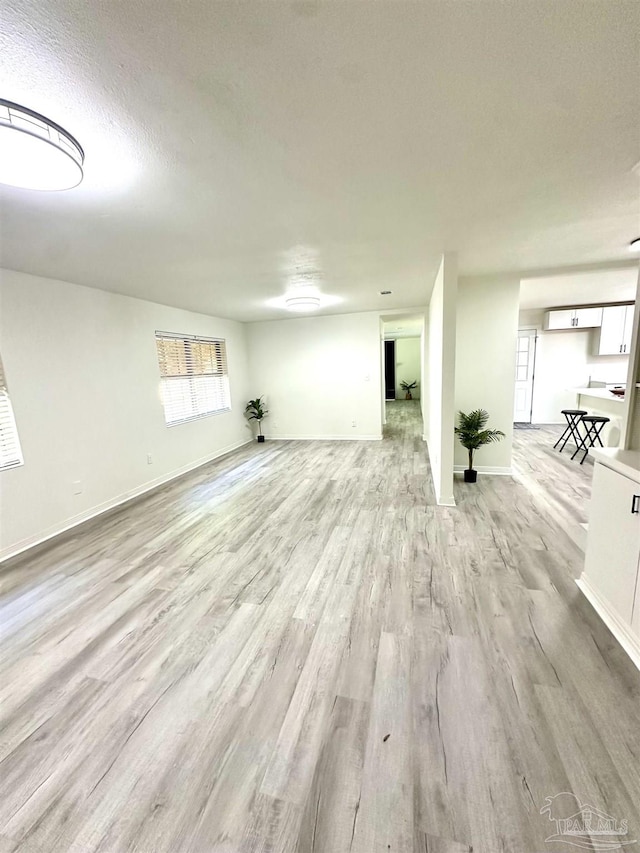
571 415 610 464
554 409 587 453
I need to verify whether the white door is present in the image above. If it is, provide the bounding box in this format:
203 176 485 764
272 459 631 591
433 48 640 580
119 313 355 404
513 330 537 423
622 305 635 354
598 305 626 354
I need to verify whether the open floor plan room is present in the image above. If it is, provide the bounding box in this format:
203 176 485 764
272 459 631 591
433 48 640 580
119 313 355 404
1 2 640 851
1 404 639 852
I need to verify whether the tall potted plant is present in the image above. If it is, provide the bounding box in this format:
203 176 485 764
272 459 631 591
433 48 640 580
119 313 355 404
455 409 504 483
245 397 268 443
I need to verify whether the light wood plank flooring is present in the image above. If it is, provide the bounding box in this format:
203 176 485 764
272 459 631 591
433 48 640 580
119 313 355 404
512 423 594 551
1 402 639 852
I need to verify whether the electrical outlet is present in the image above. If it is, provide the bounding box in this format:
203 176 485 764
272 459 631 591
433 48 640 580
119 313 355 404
72 481 82 495
352 420 357 428
147 453 153 465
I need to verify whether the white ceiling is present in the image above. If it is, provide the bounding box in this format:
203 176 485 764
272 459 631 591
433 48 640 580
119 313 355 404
0 1 639 322
520 266 639 310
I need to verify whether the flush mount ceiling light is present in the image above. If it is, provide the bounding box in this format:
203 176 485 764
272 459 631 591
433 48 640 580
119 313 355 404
629 237 640 252
266 282 341 313
285 293 321 312
0 99 84 190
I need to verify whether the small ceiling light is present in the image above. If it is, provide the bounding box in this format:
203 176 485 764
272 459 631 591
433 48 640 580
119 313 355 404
0 99 84 191
629 237 640 252
285 294 321 312
380 290 392 295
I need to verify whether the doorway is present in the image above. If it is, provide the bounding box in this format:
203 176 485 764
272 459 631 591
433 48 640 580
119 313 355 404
513 329 537 423
384 340 396 401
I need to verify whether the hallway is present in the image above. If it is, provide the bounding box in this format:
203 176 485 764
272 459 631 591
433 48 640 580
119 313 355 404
0 403 638 852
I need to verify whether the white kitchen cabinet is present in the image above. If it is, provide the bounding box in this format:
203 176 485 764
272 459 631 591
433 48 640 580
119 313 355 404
580 452 640 670
583 462 640 626
597 304 635 355
574 306 603 328
623 304 635 354
543 309 575 330
633 566 640 638
543 307 603 330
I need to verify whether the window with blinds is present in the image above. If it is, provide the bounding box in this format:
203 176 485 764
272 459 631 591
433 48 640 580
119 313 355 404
155 332 231 425
0 355 24 471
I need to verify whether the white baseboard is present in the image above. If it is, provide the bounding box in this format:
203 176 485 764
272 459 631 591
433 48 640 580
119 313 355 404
576 574 640 671
454 465 513 476
268 434 383 441
437 495 456 507
0 438 253 564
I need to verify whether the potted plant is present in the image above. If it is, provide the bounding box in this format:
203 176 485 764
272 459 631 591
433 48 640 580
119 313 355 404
245 396 268 442
400 380 418 400
454 409 505 483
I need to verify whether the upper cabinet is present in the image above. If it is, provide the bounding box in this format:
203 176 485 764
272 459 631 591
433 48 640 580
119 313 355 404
543 309 575 330
542 303 636 355
597 304 636 355
543 306 603 330
575 306 605 328
623 305 636 352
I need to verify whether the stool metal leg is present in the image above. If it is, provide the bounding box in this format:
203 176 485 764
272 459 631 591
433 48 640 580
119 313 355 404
554 419 572 450
582 422 607 463
571 421 591 462
592 425 605 448
567 415 583 450
579 424 594 463
572 420 607 464
555 413 583 452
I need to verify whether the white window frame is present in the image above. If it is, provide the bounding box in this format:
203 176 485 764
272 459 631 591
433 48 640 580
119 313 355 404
155 332 231 426
0 354 24 471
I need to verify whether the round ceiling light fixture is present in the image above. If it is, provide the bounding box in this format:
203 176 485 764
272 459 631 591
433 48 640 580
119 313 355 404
0 99 84 191
629 237 640 252
285 293 321 312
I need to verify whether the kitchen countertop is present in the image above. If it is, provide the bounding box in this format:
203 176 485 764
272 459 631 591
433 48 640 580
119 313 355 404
571 387 625 403
591 448 640 483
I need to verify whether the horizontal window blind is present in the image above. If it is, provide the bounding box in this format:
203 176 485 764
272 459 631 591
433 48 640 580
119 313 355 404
155 332 230 425
0 356 24 471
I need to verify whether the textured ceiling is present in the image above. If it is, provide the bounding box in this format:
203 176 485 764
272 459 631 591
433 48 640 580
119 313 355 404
0 0 639 321
519 266 639 311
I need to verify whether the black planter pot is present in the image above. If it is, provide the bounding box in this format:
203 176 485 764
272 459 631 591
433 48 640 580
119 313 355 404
257 434 265 443
463 468 477 483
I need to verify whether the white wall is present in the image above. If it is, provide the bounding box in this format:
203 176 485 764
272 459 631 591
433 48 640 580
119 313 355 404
0 269 250 560
425 254 457 505
519 309 629 423
246 311 382 440
455 276 519 472
394 337 421 399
